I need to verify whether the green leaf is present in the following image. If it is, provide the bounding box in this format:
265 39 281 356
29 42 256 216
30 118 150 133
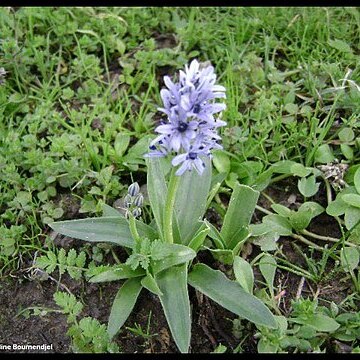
107 277 143 338
338 127 355 142
141 273 163 296
204 219 225 249
251 232 279 252
188 264 277 329
354 168 360 194
326 198 348 216
188 223 210 252
298 175 320 197
146 157 170 239
233 256 254 294
212 150 231 174
114 133 130 157
345 207 360 230
271 204 292 217
342 194 360 208
304 314 340 332
206 248 234 265
340 247 359 272
341 144 354 160
152 244 196 274
314 144 335 164
290 163 312 178
259 254 277 295
156 264 191 353
174 156 212 245
220 182 259 248
49 216 157 248
262 214 293 236
88 264 146 283
102 204 122 217
328 38 352 53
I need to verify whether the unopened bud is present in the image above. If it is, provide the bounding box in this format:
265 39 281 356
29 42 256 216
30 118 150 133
124 194 132 208
133 193 144 208
132 208 142 218
128 182 140 197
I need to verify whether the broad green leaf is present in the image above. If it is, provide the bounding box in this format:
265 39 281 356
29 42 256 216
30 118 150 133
290 163 312 177
102 203 122 217
49 216 157 248
262 214 293 236
251 232 279 252
257 338 279 353
314 144 335 164
340 247 360 272
174 156 212 245
342 194 360 208
302 314 340 332
259 254 277 295
212 150 231 174
156 264 191 353
299 202 324 217
204 219 225 249
114 133 130 157
271 204 292 217
107 277 143 338
298 175 320 197
188 223 210 252
206 172 227 209
328 38 352 53
289 211 312 231
233 256 254 294
344 207 360 230
341 144 354 160
206 248 234 265
271 160 297 174
354 168 360 194
88 264 145 283
188 264 277 329
146 157 170 240
151 244 196 274
141 273 163 296
326 198 348 216
220 182 259 248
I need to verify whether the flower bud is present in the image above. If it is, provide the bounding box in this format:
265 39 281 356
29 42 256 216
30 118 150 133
124 194 132 208
128 182 140 197
132 208 142 218
133 193 144 208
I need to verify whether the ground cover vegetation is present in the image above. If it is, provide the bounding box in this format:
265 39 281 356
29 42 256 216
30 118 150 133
0 6 359 353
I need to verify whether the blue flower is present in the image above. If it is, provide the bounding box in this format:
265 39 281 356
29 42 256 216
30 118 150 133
146 59 226 176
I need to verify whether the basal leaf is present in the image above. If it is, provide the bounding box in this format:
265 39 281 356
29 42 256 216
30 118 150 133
188 263 276 329
107 277 143 338
88 264 146 283
49 216 157 248
156 264 191 353
220 182 259 248
174 156 212 245
233 256 254 294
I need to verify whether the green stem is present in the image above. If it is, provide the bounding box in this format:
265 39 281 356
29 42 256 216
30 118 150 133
163 168 180 244
129 215 141 246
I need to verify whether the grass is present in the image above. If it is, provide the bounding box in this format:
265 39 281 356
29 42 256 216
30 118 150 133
0 6 359 353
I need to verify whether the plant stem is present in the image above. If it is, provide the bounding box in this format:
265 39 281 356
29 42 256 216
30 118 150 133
163 168 180 244
129 215 141 245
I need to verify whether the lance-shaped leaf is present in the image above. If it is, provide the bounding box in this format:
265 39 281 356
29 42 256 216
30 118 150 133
107 277 143 338
188 263 277 329
220 182 259 249
146 157 170 239
49 216 157 248
151 244 196 275
88 264 146 283
174 156 212 245
156 263 191 353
